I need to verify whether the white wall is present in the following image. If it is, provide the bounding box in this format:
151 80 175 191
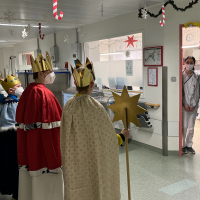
0 2 199 151
78 2 200 151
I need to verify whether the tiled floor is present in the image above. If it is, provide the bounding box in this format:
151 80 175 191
1 127 200 200
119 142 200 200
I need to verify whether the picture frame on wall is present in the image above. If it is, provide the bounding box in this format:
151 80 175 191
148 67 158 86
143 46 163 66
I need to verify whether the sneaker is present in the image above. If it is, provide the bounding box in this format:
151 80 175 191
182 147 188 154
186 147 195 154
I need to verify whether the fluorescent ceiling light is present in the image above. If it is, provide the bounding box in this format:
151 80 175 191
0 40 7 42
0 24 50 28
100 52 124 55
182 45 200 49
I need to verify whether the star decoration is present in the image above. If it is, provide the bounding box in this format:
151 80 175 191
125 50 130 58
43 13 52 23
64 35 70 43
24 24 33 34
141 5 148 19
124 35 138 47
9 29 14 36
107 86 146 128
4 9 16 23
22 28 28 38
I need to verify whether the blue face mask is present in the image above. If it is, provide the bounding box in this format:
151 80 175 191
185 64 194 71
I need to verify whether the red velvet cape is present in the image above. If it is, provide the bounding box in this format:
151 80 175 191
16 83 62 171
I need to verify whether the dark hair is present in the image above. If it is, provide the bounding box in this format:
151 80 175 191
33 71 46 80
76 85 90 93
185 56 196 65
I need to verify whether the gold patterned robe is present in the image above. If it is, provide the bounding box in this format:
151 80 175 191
60 94 121 200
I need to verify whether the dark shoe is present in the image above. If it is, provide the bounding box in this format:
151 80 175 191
182 147 188 154
186 147 195 154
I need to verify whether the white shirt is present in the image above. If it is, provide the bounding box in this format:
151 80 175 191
182 71 200 107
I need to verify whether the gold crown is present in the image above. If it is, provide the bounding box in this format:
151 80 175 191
0 75 21 92
71 58 95 87
30 51 53 73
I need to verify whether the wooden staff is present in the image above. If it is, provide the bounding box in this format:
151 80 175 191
124 108 131 200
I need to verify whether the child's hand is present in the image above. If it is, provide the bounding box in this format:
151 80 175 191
121 129 130 140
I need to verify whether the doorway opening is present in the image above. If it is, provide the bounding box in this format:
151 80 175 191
179 24 200 156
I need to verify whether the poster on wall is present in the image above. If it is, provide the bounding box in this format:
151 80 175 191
148 67 158 86
126 60 133 76
143 46 163 66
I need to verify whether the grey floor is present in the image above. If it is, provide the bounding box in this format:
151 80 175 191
119 142 200 200
1 143 200 200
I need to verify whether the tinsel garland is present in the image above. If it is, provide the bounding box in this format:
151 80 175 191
138 0 199 18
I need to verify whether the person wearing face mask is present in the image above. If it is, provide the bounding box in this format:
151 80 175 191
182 56 200 154
0 75 23 200
15 52 64 200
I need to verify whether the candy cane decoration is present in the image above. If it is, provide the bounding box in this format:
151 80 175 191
53 0 63 20
160 5 165 27
39 23 45 40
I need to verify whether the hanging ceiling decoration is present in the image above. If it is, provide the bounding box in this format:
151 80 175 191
64 35 70 43
125 50 130 58
4 9 16 23
39 23 45 40
124 35 138 47
184 22 200 28
141 5 148 19
22 29 28 38
25 24 33 34
53 0 63 20
138 0 199 18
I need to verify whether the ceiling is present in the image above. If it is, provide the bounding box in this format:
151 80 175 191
0 0 194 48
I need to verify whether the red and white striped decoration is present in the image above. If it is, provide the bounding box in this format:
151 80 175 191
159 5 165 27
53 0 63 20
39 23 45 40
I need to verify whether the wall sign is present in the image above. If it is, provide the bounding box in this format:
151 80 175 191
126 60 133 76
148 67 158 86
143 46 163 66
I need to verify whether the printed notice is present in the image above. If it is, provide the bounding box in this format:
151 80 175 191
126 60 133 76
149 68 157 85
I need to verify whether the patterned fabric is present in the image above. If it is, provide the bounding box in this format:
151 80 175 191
61 94 121 200
0 96 18 131
16 121 61 131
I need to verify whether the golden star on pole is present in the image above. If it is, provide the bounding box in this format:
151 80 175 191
108 85 146 128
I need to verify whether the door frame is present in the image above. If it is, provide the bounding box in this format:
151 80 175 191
179 24 184 156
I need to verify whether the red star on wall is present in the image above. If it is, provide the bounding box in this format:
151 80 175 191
124 35 138 47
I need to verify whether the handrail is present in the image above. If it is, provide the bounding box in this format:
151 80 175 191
145 103 160 108
103 89 143 94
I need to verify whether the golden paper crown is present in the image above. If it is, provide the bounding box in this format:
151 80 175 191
71 58 95 87
0 75 21 92
30 51 53 73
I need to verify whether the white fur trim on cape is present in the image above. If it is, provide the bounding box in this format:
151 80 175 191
0 126 17 132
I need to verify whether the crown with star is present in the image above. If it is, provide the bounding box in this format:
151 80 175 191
71 58 96 87
0 74 21 92
30 51 53 73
